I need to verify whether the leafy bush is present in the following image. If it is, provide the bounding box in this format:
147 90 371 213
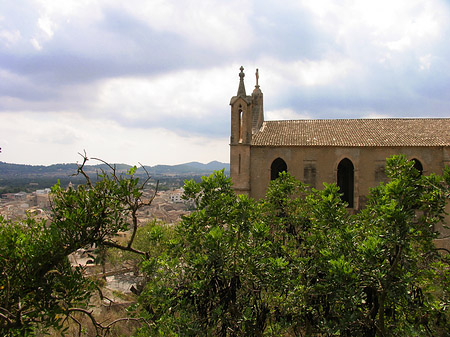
137 156 450 336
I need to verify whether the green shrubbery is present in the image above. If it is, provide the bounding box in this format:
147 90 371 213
1 155 450 336
136 155 450 336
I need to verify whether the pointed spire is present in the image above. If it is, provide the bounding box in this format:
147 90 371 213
237 66 246 97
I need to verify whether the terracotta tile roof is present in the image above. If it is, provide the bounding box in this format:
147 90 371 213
252 119 450 147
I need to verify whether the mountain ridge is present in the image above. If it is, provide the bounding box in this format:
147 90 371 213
0 161 230 177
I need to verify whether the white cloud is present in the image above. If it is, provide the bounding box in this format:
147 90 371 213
30 38 42 51
114 0 253 52
96 65 239 123
0 111 228 166
419 54 432 70
23 0 104 51
33 0 103 20
1 0 450 166
37 16 55 38
362 112 392 119
294 58 354 87
29 0 254 54
257 57 355 90
266 108 312 120
0 29 21 47
301 0 446 57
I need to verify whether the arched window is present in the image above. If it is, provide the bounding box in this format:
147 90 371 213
271 158 287 180
238 107 243 142
337 158 354 208
412 158 423 176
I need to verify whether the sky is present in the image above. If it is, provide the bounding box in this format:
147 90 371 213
1 0 450 166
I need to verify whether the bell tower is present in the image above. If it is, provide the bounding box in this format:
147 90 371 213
230 67 264 195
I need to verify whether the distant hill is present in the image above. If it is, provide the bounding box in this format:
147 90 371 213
0 161 230 178
143 161 230 175
0 161 230 194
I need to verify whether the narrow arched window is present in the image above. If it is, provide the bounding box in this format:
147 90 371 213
337 158 354 208
271 158 287 180
411 158 423 176
239 107 243 142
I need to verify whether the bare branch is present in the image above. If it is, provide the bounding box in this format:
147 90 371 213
148 180 160 205
138 162 153 189
67 307 151 336
102 240 148 258
138 162 148 175
68 314 83 337
94 284 114 305
435 247 450 254
3 272 10 313
103 316 152 331
0 311 12 326
127 211 139 250
91 157 120 183
91 157 115 172
68 308 101 336
0 307 12 317
75 150 92 188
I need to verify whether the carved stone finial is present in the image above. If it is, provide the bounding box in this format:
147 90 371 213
237 66 246 96
255 68 259 88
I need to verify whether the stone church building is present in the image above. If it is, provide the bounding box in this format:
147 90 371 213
229 67 450 240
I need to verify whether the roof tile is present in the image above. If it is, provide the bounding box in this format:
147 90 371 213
252 119 450 147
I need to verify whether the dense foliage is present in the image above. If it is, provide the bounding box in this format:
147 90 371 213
0 161 155 336
137 155 450 336
1 155 450 336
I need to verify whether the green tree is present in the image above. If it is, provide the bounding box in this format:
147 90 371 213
352 155 450 336
259 156 450 336
0 216 95 335
261 171 358 335
2 154 450 336
0 155 156 336
138 170 276 336
137 156 450 336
